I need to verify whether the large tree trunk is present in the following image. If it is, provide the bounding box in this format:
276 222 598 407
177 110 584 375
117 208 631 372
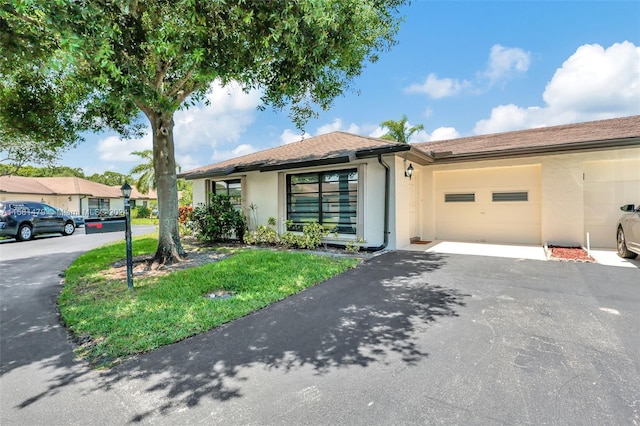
149 111 185 264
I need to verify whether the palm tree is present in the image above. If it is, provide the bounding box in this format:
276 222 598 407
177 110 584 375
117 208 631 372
379 115 425 144
129 150 156 194
130 149 182 194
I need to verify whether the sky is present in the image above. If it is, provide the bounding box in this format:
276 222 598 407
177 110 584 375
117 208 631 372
59 1 640 176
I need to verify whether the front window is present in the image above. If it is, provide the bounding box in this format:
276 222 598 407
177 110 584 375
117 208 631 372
88 198 110 217
211 179 242 208
287 169 358 234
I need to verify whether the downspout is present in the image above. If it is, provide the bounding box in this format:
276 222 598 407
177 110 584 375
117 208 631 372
362 154 390 252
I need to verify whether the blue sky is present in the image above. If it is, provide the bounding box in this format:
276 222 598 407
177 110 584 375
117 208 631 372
61 1 640 176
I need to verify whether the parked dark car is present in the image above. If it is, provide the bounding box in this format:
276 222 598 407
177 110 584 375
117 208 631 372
0 201 76 241
58 209 85 227
616 203 640 259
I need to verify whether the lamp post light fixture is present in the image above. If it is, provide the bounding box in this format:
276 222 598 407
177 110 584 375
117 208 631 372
405 163 414 180
121 181 134 290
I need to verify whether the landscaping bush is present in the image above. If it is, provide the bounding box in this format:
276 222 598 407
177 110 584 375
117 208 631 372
244 220 328 250
190 194 245 242
136 205 151 218
178 205 193 224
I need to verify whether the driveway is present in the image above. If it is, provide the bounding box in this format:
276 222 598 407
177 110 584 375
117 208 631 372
1 248 639 425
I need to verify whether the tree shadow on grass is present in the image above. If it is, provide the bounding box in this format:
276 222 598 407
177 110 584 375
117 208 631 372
95 251 469 422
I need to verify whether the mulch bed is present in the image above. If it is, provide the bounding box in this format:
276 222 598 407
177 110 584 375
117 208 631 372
547 245 595 263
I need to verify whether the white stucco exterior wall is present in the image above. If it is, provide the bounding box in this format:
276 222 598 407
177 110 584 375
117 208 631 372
416 146 640 248
188 157 391 248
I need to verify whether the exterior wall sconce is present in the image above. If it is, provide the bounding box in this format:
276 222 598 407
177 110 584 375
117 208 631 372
405 163 414 180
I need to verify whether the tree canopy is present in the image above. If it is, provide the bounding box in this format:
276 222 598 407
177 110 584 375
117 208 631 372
1 0 408 264
380 114 424 144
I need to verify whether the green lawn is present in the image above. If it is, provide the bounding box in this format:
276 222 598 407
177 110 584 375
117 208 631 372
130 217 159 225
58 237 359 367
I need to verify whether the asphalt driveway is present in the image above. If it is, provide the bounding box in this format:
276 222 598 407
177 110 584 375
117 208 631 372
2 249 639 425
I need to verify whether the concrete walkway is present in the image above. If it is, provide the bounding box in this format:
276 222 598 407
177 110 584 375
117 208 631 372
401 240 640 268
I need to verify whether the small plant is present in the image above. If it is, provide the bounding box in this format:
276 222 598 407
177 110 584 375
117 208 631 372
247 203 259 230
345 238 365 254
243 225 279 245
267 216 277 227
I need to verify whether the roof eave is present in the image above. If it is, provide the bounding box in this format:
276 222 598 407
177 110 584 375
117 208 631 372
428 137 640 163
354 144 411 159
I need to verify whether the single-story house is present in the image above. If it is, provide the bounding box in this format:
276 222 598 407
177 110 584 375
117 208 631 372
180 115 640 250
0 176 157 217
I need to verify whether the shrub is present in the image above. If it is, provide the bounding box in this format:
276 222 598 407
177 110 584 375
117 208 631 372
178 205 193 224
243 220 328 250
279 231 304 248
243 225 279 245
190 194 245 242
136 205 151 218
300 222 328 249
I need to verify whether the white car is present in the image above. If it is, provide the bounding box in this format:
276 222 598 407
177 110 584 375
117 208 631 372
616 203 640 259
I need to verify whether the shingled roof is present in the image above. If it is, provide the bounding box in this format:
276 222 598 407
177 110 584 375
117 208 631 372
0 175 156 199
181 116 640 179
412 115 640 161
180 131 410 179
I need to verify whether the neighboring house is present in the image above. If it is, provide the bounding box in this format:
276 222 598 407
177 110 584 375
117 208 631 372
180 115 640 250
0 176 157 217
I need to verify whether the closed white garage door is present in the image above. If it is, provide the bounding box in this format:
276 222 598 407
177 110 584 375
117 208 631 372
584 158 640 248
435 165 542 244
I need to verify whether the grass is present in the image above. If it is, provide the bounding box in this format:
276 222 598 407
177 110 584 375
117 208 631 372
58 237 359 367
131 217 159 225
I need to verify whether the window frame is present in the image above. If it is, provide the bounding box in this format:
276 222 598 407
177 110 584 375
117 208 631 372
286 168 358 235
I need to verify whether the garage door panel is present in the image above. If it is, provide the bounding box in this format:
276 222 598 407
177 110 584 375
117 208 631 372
435 166 541 245
584 159 640 248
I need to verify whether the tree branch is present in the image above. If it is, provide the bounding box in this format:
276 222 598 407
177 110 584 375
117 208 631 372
154 59 173 89
167 69 194 98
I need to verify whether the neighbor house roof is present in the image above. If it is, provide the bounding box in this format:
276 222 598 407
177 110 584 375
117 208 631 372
412 115 640 162
0 175 56 195
0 175 156 199
180 131 412 179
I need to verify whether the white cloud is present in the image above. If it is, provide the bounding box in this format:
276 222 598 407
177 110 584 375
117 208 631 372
405 73 471 98
316 118 361 135
97 134 152 162
543 41 639 114
175 154 201 174
474 41 640 134
210 144 258 163
95 80 262 165
280 118 361 145
174 80 262 151
483 45 531 84
368 126 386 139
368 125 455 143
430 127 461 141
280 129 311 144
405 45 529 99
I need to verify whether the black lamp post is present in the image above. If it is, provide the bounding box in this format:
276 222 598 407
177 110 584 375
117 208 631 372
121 182 133 290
